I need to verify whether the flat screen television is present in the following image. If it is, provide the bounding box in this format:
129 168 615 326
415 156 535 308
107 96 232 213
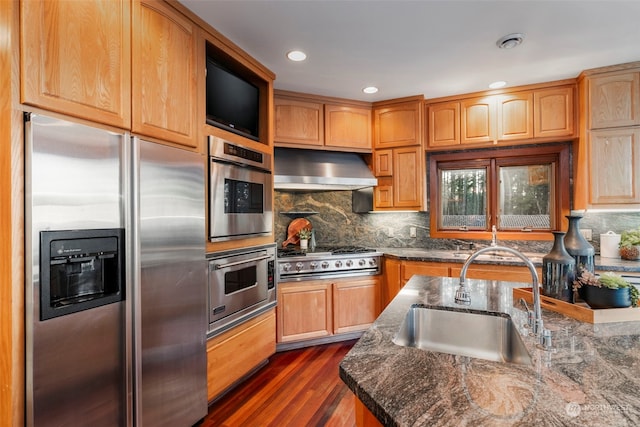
206 58 260 141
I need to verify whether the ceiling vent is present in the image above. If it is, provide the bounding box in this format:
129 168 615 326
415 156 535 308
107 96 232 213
496 33 525 49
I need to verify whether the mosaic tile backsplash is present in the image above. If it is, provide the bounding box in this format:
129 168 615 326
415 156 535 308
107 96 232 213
275 190 640 254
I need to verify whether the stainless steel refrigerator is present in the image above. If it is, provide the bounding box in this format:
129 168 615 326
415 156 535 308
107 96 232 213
25 114 207 426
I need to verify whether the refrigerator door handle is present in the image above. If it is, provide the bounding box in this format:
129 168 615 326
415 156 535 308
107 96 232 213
213 254 271 270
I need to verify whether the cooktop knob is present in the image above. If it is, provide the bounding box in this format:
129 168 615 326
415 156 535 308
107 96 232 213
309 262 318 270
282 263 291 272
335 260 342 268
321 261 330 269
358 259 366 266
346 260 353 267
368 258 377 266
295 262 304 271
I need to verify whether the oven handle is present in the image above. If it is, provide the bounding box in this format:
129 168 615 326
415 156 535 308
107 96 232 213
212 254 272 270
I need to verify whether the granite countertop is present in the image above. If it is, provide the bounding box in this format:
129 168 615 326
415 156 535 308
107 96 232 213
339 276 640 426
380 247 640 273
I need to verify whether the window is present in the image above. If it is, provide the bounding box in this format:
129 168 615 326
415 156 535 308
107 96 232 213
429 144 571 241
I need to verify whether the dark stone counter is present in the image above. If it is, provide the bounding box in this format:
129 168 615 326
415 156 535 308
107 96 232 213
339 276 640 426
380 247 640 273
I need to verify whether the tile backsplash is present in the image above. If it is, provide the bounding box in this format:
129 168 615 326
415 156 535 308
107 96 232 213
275 190 640 255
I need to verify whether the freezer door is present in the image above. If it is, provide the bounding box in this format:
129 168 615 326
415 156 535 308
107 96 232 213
132 138 207 425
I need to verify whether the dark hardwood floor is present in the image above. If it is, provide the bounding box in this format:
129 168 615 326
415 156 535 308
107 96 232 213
202 339 358 427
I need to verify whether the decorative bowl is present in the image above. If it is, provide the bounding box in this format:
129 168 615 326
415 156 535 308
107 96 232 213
583 286 631 309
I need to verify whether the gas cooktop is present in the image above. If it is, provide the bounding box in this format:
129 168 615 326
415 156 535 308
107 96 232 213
277 246 383 281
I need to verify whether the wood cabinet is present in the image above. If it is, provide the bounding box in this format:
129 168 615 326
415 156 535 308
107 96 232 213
589 71 640 129
426 83 576 150
373 146 424 210
132 0 198 148
534 86 575 138
274 91 372 151
588 127 640 204
206 309 276 402
274 97 324 146
324 104 372 150
20 0 131 129
449 264 541 283
461 96 496 144
276 276 381 344
374 98 423 148
576 62 640 210
333 277 380 334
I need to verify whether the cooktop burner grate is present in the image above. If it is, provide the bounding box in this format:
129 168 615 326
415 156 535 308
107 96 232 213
278 246 376 258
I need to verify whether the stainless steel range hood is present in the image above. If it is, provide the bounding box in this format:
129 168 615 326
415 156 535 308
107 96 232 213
274 148 377 190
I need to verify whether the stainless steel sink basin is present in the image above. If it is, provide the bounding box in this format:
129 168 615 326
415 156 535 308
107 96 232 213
392 305 532 365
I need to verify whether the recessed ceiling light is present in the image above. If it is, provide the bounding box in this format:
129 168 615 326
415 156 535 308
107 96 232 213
286 50 307 61
496 33 525 49
363 86 378 94
489 81 507 89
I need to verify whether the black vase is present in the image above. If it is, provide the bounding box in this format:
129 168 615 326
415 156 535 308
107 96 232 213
543 231 576 303
564 215 595 276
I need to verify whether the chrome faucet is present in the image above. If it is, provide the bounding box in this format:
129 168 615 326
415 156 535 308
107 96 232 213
455 245 544 337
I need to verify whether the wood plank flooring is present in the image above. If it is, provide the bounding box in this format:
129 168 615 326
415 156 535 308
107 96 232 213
202 339 358 427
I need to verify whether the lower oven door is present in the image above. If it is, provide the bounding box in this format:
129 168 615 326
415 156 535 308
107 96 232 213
209 159 273 242
208 248 273 327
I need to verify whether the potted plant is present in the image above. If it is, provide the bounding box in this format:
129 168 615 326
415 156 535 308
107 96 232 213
619 227 640 260
297 228 312 250
573 270 639 308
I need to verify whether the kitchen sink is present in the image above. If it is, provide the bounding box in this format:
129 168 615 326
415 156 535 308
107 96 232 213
392 304 532 365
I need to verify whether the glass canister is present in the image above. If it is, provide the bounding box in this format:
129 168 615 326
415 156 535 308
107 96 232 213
543 231 576 303
564 214 595 275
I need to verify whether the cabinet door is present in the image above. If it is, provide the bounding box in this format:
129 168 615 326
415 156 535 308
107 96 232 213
589 128 640 205
374 101 422 148
589 72 640 129
132 0 197 148
497 92 533 141
374 149 393 176
333 277 380 334
21 0 131 128
374 183 394 209
450 264 541 283
274 97 324 146
428 101 460 148
324 104 371 151
534 87 575 138
393 146 423 209
461 97 496 144
276 282 332 343
206 309 275 402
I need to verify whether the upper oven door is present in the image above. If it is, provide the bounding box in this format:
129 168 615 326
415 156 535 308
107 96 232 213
209 160 273 242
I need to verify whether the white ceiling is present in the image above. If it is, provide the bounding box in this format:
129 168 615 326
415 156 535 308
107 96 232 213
180 0 640 102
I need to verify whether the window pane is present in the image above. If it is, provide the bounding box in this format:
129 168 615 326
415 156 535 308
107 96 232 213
440 168 486 229
498 165 552 230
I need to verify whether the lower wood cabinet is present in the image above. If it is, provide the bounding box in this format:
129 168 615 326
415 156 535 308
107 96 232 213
382 257 542 307
206 309 276 402
277 276 381 343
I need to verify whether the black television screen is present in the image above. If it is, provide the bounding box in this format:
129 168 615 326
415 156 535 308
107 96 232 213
206 58 260 141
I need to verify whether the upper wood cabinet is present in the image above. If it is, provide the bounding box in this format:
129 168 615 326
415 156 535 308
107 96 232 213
426 83 576 150
132 0 198 148
274 91 372 152
589 71 640 129
20 0 131 129
324 104 372 150
373 146 424 210
427 101 460 147
374 99 423 148
534 86 575 138
576 62 640 210
274 97 324 146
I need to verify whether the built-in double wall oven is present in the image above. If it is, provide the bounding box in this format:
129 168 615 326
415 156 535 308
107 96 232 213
208 136 272 242
207 244 276 336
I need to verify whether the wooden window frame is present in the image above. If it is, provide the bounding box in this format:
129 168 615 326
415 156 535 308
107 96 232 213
429 143 571 241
